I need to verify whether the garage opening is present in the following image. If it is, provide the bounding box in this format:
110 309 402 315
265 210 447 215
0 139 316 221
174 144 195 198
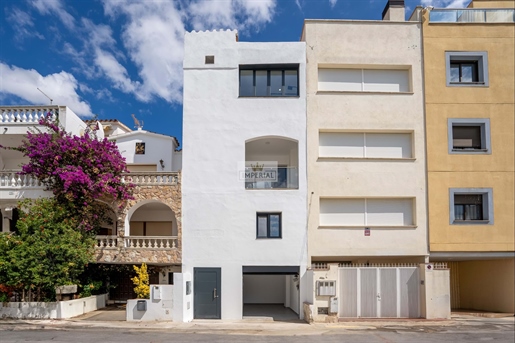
242 266 300 322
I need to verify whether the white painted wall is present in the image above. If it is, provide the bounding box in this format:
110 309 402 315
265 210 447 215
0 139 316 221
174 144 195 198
59 106 87 137
182 30 308 320
0 294 106 319
126 285 174 321
302 21 428 260
420 265 451 319
243 275 285 304
113 131 179 172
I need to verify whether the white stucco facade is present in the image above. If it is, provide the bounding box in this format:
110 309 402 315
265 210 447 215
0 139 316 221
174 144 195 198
302 20 429 262
182 30 308 320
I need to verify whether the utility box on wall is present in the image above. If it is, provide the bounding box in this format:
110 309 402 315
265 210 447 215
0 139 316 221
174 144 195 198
329 297 338 314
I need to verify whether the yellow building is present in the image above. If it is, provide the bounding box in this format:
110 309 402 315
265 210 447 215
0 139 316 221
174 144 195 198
419 0 514 312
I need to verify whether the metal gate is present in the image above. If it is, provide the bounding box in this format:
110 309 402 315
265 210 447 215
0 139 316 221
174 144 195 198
339 266 420 318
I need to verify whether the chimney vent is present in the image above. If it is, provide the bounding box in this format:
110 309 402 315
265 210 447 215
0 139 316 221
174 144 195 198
382 0 405 21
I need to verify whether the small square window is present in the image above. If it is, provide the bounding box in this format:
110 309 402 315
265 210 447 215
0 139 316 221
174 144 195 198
449 188 493 225
256 213 282 238
448 119 491 154
135 142 146 155
445 52 488 87
205 55 214 64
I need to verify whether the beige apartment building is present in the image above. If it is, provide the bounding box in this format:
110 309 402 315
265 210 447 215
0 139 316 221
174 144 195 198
418 0 514 312
302 1 434 319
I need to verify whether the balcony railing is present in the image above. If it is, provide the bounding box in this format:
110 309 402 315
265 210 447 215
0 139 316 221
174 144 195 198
429 8 515 23
124 236 178 249
0 171 179 189
122 172 179 186
95 235 118 248
0 172 42 188
0 106 59 124
245 167 299 189
95 235 179 250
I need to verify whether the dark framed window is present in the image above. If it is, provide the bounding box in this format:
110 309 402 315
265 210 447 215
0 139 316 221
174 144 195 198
450 61 478 83
449 188 493 225
256 213 282 238
168 272 174 285
448 119 491 154
445 51 488 87
240 65 299 97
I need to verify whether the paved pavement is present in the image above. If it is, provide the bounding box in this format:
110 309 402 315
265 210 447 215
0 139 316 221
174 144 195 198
0 311 513 337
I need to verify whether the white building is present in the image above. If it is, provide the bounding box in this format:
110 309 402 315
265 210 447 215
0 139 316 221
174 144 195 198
0 105 87 232
302 0 433 320
182 30 308 320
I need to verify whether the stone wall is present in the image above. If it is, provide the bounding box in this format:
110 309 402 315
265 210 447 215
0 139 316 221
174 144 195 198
94 173 181 265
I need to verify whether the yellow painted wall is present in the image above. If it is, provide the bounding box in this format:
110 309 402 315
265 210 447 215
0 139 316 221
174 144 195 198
428 172 514 251
469 0 515 8
423 9 515 252
458 259 515 312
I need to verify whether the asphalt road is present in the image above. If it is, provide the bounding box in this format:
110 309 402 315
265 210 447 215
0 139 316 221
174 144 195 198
2 322 514 343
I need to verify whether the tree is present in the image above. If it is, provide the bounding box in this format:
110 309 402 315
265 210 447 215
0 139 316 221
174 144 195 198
5 115 134 232
0 198 95 302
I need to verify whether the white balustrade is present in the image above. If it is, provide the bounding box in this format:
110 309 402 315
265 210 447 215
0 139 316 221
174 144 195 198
123 172 179 186
0 172 42 188
124 236 178 249
0 106 59 124
95 235 118 248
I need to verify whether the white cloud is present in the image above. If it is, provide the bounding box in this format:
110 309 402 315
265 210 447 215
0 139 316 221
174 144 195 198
0 63 93 117
188 0 276 31
30 0 75 29
6 7 44 42
295 0 302 10
329 0 337 8
421 0 469 8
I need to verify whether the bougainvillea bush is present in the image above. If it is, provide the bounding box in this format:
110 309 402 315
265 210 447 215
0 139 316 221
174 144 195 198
14 115 134 231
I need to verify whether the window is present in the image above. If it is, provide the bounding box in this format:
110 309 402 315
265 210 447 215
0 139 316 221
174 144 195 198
319 132 413 159
135 142 146 154
319 198 414 227
256 213 281 238
239 65 299 97
448 119 491 154
445 52 488 87
449 188 493 224
318 68 410 93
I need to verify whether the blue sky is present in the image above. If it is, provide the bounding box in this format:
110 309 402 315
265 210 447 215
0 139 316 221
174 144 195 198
0 0 469 145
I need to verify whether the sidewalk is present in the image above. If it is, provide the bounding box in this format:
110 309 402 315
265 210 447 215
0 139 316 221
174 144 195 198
1 312 513 335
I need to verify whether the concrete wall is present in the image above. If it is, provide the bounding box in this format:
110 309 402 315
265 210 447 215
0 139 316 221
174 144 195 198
127 285 174 321
302 20 428 260
182 30 308 320
420 265 451 319
243 275 285 304
469 0 515 8
0 294 107 319
458 259 514 313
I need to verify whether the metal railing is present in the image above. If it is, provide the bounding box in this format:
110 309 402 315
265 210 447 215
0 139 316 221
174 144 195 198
0 106 59 124
429 8 515 23
245 167 299 190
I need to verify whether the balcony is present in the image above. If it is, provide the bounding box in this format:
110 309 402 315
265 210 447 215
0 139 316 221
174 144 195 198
0 106 59 124
95 235 181 264
429 8 515 23
245 137 299 190
96 236 178 249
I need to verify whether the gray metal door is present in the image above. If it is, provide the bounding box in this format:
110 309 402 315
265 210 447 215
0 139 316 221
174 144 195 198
194 268 221 319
